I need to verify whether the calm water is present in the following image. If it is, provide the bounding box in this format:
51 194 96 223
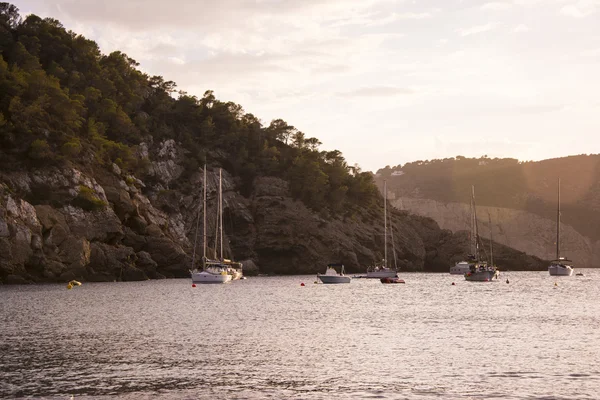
1 271 600 399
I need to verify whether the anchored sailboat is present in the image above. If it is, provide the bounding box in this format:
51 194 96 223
450 193 477 275
464 186 498 282
190 167 232 284
366 180 398 279
548 178 574 276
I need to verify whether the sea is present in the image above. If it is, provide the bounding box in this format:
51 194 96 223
1 270 599 399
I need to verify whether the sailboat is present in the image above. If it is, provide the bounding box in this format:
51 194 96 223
216 170 244 280
450 192 477 275
548 178 574 276
366 180 398 279
190 167 232 284
464 186 498 282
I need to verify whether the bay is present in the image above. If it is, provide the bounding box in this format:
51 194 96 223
1 270 599 399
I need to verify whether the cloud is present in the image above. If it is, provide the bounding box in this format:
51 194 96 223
513 24 530 33
26 0 408 32
559 1 600 18
337 86 414 97
580 48 600 56
560 5 588 17
457 23 497 37
481 2 512 11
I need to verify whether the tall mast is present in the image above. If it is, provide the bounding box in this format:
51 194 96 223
384 180 387 268
202 165 207 267
219 168 224 260
469 192 475 255
488 212 493 266
389 213 398 270
191 167 203 271
472 185 479 261
556 177 561 260
213 174 218 260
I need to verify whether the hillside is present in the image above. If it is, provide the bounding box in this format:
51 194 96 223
375 155 600 267
0 4 546 283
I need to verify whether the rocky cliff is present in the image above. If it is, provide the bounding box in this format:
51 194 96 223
2 139 505 284
392 197 599 268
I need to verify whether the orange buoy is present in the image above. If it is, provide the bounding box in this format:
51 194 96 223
300 283 305 286
192 284 196 288
451 282 455 285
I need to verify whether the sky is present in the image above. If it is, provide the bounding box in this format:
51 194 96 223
13 0 600 172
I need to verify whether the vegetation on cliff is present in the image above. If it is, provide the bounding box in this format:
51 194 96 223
0 3 378 216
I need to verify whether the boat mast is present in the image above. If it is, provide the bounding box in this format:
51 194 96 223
488 212 493 266
470 192 475 256
191 167 204 271
472 186 480 261
384 180 387 268
203 166 207 267
556 177 560 260
389 213 398 270
213 171 219 260
219 168 224 260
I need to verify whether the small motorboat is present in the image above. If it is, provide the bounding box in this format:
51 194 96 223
380 276 405 284
317 264 351 284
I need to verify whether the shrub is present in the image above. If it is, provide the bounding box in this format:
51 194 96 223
29 139 53 160
72 185 107 211
61 138 82 158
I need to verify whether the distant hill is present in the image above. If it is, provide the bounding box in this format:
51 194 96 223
374 155 600 267
376 155 600 240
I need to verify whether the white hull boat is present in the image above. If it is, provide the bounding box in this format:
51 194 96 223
365 181 400 280
548 262 573 276
450 261 473 275
548 179 575 276
191 268 232 284
318 264 351 284
465 265 497 282
189 167 237 284
462 186 498 282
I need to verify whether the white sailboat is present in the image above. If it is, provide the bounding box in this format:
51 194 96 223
464 186 498 282
190 167 232 284
317 263 351 284
216 170 244 280
450 193 477 275
548 178 574 276
366 180 398 279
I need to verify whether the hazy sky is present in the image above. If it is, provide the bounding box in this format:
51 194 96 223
14 0 600 171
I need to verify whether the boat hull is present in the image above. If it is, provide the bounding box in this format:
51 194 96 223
318 275 351 284
465 271 496 282
548 265 573 276
191 270 232 284
366 270 397 279
450 262 472 275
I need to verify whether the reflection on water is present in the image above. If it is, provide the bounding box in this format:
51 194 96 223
1 271 600 399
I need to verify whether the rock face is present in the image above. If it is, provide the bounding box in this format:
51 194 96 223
392 197 598 268
0 140 547 284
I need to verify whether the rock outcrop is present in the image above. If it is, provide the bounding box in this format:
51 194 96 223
392 197 599 268
0 140 548 284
